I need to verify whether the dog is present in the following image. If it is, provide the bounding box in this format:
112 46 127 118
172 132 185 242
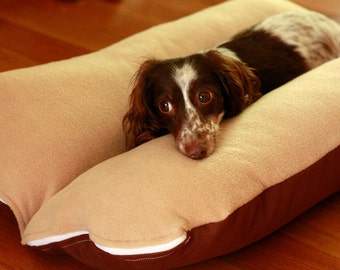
123 9 340 159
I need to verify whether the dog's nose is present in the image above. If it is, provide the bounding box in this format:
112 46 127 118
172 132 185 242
185 143 207 159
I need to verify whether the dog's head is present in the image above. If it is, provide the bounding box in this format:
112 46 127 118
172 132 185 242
123 50 261 159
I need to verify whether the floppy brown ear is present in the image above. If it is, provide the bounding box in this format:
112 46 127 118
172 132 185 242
122 59 168 150
206 50 262 118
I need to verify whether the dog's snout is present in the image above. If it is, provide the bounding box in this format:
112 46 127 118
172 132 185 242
185 142 207 159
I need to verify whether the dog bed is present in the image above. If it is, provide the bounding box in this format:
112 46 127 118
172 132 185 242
0 0 339 269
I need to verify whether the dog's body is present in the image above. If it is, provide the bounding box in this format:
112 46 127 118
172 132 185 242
123 10 340 159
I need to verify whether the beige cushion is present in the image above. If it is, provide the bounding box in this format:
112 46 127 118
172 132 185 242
0 0 299 233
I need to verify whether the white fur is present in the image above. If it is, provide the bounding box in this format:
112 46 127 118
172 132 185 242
255 9 340 68
172 64 222 157
173 63 197 112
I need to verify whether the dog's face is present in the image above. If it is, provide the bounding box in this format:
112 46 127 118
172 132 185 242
147 55 226 159
123 50 261 159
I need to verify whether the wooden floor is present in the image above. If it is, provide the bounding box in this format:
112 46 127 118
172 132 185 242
0 0 339 269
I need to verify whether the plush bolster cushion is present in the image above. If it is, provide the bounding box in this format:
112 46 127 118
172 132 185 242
1 0 339 269
22 58 340 270
0 0 300 234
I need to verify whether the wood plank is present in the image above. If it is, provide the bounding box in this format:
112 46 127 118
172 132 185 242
0 0 223 51
223 231 340 270
0 19 89 65
179 259 241 270
0 47 38 72
0 0 223 71
281 195 340 258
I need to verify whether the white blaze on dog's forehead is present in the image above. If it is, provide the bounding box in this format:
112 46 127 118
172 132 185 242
173 63 197 108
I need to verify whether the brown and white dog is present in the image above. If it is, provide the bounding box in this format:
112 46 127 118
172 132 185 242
123 9 340 159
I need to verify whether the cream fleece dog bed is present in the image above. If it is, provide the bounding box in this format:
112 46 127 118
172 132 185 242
0 0 339 269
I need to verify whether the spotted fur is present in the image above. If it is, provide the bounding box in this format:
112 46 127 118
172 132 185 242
172 64 224 157
255 10 340 68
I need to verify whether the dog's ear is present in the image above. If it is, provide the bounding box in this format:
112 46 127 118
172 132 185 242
206 50 261 117
122 59 167 150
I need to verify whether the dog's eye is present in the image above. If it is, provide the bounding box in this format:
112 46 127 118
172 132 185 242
159 100 173 113
198 91 212 104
